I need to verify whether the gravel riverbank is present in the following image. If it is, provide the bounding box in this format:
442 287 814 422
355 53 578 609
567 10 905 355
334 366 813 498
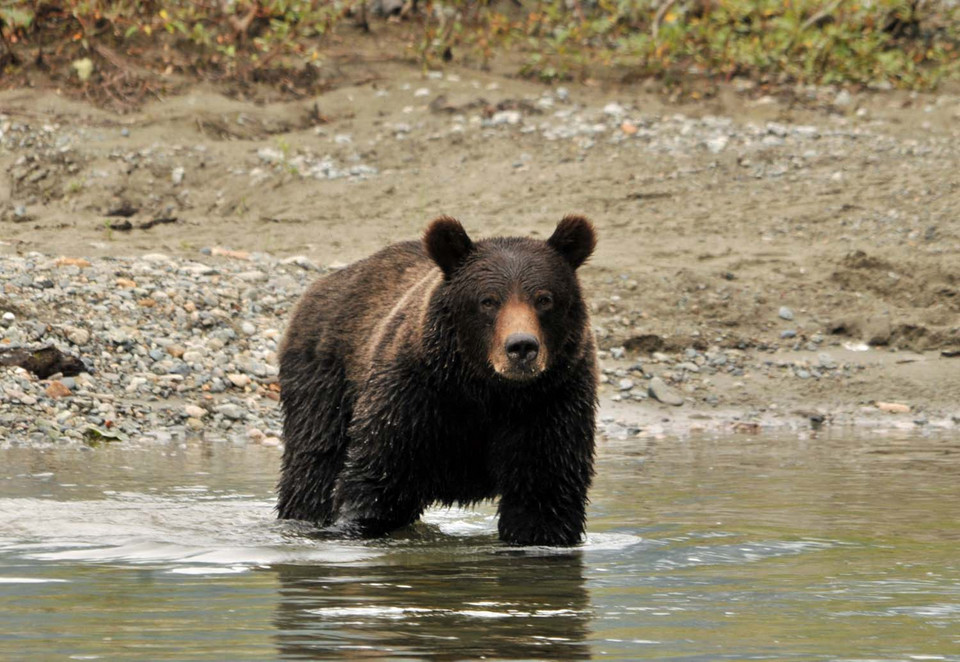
2 62 959 447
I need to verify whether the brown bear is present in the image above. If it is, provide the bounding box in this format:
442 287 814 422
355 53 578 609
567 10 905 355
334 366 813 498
277 215 597 546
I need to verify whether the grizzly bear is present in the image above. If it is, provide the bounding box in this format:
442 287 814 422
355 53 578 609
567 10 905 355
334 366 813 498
277 215 598 546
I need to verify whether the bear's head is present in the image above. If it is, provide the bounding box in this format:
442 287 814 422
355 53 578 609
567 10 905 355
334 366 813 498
424 215 596 383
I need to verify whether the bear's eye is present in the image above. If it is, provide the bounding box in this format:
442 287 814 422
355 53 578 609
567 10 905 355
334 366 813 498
480 296 500 311
535 293 554 311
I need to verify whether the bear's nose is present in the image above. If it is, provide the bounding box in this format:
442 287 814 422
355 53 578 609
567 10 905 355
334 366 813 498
505 333 540 364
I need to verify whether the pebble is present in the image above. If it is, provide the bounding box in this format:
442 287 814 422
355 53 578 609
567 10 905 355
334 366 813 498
834 90 853 107
1 312 15 328
705 135 729 154
184 405 206 418
45 381 72 399
489 111 522 126
171 166 185 185
65 327 90 345
603 102 626 117
778 306 795 321
876 401 910 414
227 373 251 388
617 378 634 391
216 404 246 420
0 252 298 448
648 376 684 406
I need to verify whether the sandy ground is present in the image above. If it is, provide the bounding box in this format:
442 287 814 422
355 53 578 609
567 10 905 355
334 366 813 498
2 60 959 433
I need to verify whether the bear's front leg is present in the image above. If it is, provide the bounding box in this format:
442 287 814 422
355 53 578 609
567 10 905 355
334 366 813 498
495 395 596 547
331 370 433 537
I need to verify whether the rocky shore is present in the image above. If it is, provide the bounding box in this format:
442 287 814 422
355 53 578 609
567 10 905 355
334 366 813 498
2 62 958 447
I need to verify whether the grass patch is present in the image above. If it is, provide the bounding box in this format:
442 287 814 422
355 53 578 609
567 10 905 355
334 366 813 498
1 0 958 104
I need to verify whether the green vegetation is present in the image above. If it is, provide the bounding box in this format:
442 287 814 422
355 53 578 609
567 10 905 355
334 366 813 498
1 1 959 95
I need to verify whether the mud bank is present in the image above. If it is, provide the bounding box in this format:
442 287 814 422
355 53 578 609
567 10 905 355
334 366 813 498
2 62 959 442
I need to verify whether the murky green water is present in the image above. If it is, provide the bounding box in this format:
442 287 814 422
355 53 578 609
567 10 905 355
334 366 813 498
1 430 958 660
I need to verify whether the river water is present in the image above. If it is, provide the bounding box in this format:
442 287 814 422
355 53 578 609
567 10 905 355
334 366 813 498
1 430 958 660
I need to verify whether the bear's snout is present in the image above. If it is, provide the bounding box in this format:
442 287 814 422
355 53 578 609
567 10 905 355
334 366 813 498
490 297 548 380
505 333 540 364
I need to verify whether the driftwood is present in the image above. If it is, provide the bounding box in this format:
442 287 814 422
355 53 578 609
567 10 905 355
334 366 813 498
0 346 87 379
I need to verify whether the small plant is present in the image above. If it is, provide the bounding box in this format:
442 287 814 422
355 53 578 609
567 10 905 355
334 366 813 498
236 195 249 217
276 136 292 159
0 1 958 94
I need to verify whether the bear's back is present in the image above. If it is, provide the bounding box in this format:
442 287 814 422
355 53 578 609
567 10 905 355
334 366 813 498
281 240 443 385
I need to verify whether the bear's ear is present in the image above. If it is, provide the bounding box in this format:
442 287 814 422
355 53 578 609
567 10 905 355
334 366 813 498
424 215 475 277
547 214 596 270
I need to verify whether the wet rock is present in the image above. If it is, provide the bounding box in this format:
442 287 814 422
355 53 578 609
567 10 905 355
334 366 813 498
649 376 684 406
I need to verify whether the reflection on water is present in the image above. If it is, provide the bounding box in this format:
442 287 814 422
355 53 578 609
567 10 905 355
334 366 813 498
274 552 590 660
1 431 959 660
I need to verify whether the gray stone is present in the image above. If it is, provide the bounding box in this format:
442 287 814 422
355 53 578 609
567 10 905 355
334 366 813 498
66 327 90 345
648 377 684 406
216 404 245 420
778 306 794 321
